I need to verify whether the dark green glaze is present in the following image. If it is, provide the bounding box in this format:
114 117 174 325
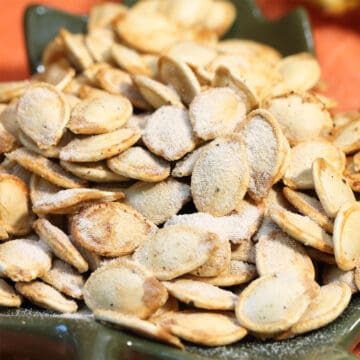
24 0 314 74
6 1 357 359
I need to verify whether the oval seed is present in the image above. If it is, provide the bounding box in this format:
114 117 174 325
84 259 168 319
0 239 51 282
71 202 156 257
67 93 132 135
191 135 249 216
333 202 360 271
16 83 70 149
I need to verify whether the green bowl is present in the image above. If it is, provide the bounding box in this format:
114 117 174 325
1 1 358 359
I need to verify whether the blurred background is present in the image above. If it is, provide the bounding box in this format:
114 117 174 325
0 0 359 111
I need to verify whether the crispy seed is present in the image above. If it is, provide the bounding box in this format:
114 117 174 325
235 273 319 333
0 226 8 240
344 156 360 192
0 158 32 186
41 58 76 91
94 310 184 349
163 279 238 310
85 29 114 63
253 215 281 244
283 187 334 233
15 281 77 313
112 44 151 76
355 260 360 291
29 175 61 204
69 236 104 272
159 56 201 105
333 202 360 271
315 93 338 112
256 230 315 279
133 225 216 280
265 184 297 214
82 63 111 86
130 0 162 13
163 41 217 68
277 53 320 91
6 148 87 188
125 178 190 225
231 239 256 263
141 54 159 79
171 144 209 178
272 133 291 184
204 0 236 36
190 260 257 287
0 239 51 282
63 74 91 96
124 114 149 135
0 81 30 103
114 10 180 54
67 94 132 135
0 173 33 235
16 83 70 150
148 295 179 323
107 146 170 182
0 121 17 154
71 202 156 257
190 65 213 85
207 54 276 95
183 25 216 45
142 106 196 161
216 39 281 65
190 235 231 277
0 279 21 307
191 135 249 216
224 200 265 243
34 218 88 273
237 109 284 201
333 111 360 129
41 259 84 299
333 118 360 154
32 188 124 215
88 2 128 31
60 160 129 183
84 259 168 318
323 265 358 294
283 140 345 190
190 87 246 140
288 283 352 335
60 28 93 71
313 158 355 218
262 92 332 145
164 212 230 241
269 207 334 254
160 311 247 346
97 68 150 110
41 35 65 66
132 75 183 109
213 66 259 113
0 100 21 143
158 0 211 28
78 85 108 100
165 200 264 244
353 152 360 172
19 130 74 159
60 128 140 162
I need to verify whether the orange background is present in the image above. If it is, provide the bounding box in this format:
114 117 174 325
0 0 359 112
